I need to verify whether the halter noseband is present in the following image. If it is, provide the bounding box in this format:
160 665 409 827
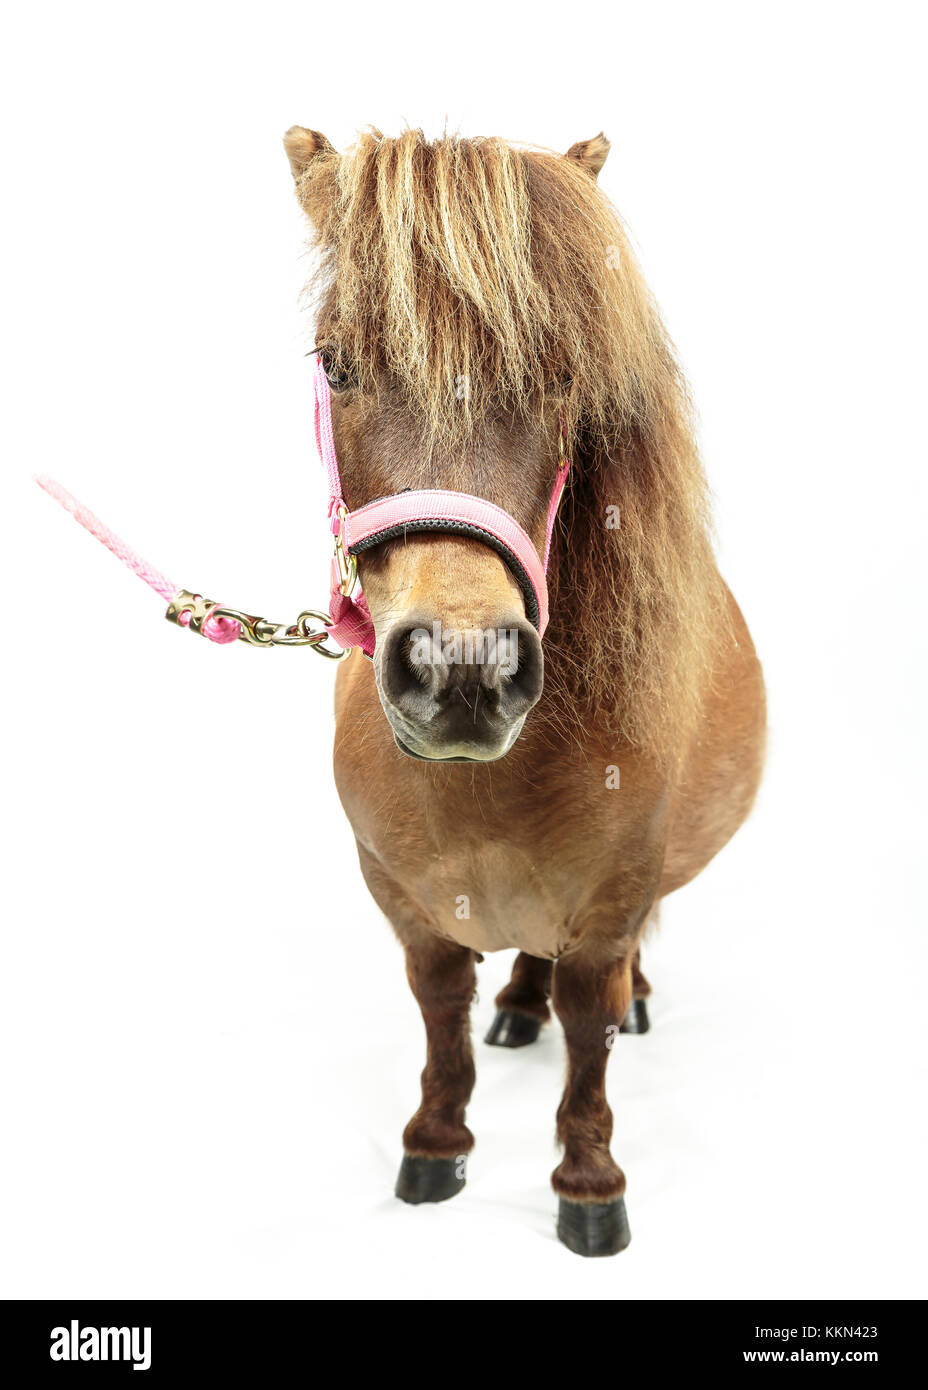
315 355 570 657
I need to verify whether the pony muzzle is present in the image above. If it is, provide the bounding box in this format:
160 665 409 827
377 616 544 762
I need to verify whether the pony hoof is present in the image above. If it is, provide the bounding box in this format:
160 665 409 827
484 1010 542 1047
557 1197 631 1257
620 999 650 1034
395 1154 466 1205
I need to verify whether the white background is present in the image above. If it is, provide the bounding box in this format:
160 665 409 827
2 1 925 1300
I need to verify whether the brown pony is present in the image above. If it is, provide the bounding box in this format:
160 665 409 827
283 125 766 1256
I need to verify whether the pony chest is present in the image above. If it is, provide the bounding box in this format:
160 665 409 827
410 838 570 957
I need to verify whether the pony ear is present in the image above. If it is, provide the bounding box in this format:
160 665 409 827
283 126 335 181
565 132 611 179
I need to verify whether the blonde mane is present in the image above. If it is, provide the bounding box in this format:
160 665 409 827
296 129 727 762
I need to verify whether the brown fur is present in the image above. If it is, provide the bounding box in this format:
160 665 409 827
284 126 766 1225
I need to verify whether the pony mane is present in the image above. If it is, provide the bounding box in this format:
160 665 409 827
298 129 728 762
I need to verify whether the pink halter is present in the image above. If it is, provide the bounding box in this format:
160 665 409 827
316 356 570 657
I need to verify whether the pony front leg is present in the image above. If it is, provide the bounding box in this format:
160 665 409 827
352 845 477 1206
394 933 478 1206
551 949 636 1256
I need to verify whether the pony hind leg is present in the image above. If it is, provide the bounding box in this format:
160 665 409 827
484 951 553 1048
620 948 652 1035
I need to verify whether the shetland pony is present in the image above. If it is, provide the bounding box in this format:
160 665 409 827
283 126 765 1255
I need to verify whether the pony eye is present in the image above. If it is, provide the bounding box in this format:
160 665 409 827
319 349 354 392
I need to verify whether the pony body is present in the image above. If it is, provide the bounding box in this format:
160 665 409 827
285 125 765 1253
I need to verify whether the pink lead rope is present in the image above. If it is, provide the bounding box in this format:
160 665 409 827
35 356 571 656
34 474 241 644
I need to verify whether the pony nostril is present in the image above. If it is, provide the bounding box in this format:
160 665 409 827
498 626 544 715
381 626 437 705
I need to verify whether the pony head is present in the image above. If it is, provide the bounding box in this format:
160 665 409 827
284 126 718 764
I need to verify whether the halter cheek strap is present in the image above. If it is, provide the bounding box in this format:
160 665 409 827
313 356 570 656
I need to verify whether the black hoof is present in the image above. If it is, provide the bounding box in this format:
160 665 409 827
557 1196 631 1257
620 998 650 1034
395 1154 467 1205
484 1010 542 1048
